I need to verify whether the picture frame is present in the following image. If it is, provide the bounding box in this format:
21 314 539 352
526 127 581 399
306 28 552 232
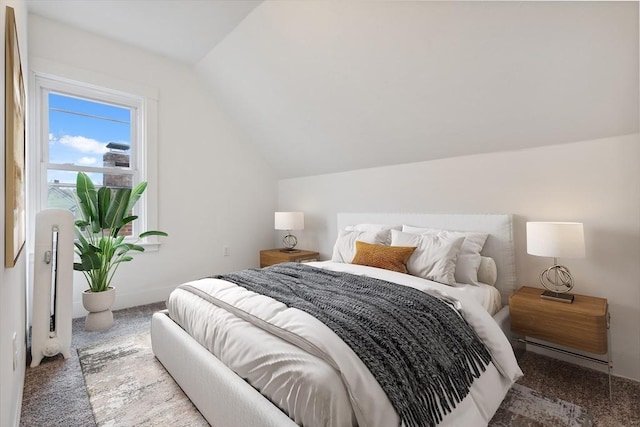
5 6 26 268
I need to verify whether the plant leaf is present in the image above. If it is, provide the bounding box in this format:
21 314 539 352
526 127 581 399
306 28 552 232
139 230 168 238
105 188 131 233
76 172 99 233
80 253 101 270
125 181 147 216
75 220 89 228
115 243 144 252
121 215 138 226
97 186 112 229
75 231 100 254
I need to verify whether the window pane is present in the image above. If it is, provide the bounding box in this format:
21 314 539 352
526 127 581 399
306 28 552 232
46 175 79 218
48 93 131 168
47 170 135 236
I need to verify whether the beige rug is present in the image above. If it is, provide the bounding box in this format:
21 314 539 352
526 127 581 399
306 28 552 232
490 383 593 426
79 333 594 426
78 333 208 426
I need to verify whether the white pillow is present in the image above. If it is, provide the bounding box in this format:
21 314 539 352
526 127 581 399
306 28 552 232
344 224 401 245
402 225 489 285
390 230 465 285
477 256 497 286
331 229 390 263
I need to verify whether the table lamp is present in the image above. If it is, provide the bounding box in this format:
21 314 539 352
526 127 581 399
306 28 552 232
526 221 585 303
275 212 304 252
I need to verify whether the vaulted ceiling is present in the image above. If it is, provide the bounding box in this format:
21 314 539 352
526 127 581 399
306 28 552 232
26 0 261 64
27 1 639 179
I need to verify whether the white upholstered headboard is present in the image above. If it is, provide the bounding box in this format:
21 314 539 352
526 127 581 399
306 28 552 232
337 213 516 303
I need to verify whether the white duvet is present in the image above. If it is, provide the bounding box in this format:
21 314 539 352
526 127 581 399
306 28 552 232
167 262 522 427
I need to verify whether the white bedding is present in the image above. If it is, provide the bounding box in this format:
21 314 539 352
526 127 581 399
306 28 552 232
167 262 522 427
451 281 502 316
315 260 503 316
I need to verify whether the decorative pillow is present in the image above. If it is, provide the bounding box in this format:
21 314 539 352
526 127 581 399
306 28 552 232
390 230 465 285
331 229 390 263
477 256 497 286
402 225 489 285
351 241 416 274
344 224 401 245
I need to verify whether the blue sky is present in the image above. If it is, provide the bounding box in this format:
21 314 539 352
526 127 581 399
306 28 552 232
48 93 131 184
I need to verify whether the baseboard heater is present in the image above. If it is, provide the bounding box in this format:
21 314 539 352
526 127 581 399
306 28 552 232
31 209 74 368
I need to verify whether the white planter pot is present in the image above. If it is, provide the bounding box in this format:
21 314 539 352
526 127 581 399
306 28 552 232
82 287 116 331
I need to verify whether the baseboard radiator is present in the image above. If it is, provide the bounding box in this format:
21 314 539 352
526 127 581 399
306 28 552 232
31 209 74 368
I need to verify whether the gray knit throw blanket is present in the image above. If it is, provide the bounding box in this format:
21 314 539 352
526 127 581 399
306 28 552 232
216 263 491 427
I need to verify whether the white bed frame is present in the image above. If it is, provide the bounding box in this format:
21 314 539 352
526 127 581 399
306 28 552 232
151 213 516 426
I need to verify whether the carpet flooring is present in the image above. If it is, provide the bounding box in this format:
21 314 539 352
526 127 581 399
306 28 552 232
21 302 165 427
21 302 640 426
78 331 592 427
517 351 640 426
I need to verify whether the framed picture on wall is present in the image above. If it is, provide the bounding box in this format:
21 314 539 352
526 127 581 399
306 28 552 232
5 6 26 268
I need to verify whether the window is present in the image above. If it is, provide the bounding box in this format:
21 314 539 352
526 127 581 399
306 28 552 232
46 92 137 234
33 71 157 243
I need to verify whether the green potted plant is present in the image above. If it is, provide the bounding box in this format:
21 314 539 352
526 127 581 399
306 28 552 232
73 171 167 331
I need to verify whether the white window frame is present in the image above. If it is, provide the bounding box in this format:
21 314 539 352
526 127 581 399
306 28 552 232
30 57 160 250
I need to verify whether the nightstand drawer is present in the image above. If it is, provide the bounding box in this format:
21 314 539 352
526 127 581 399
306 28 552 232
510 287 608 354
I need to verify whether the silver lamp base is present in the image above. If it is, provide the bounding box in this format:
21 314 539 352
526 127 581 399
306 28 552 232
539 261 575 304
540 290 574 303
280 233 299 252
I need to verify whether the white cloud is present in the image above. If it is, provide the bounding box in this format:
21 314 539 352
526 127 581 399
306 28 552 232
78 157 97 165
58 135 108 154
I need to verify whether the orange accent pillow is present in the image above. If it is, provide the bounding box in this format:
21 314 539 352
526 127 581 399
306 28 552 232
351 241 417 274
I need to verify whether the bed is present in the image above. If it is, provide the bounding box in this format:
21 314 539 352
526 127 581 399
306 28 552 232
151 213 522 427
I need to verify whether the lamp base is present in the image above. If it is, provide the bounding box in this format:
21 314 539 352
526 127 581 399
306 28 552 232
279 248 301 253
540 290 574 303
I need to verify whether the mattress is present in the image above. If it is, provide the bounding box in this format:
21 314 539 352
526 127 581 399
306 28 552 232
166 262 522 427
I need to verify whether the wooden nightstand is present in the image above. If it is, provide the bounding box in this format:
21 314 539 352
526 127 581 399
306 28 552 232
260 249 319 268
510 286 612 397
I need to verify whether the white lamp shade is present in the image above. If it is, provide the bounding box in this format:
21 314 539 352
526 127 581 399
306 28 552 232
274 212 304 231
526 222 585 258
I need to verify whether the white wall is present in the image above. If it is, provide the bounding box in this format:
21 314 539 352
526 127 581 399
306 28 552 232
278 134 640 381
199 1 638 178
0 11 278 426
1 1 28 425
28 14 278 318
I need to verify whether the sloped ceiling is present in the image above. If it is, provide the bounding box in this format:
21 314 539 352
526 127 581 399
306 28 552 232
197 1 638 178
27 1 639 179
26 0 262 64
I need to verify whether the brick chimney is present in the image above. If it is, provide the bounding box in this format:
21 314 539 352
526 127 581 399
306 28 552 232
103 142 131 189
103 142 133 236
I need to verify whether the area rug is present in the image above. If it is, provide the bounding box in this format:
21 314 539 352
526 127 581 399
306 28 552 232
78 333 208 426
79 333 594 426
490 383 593 426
